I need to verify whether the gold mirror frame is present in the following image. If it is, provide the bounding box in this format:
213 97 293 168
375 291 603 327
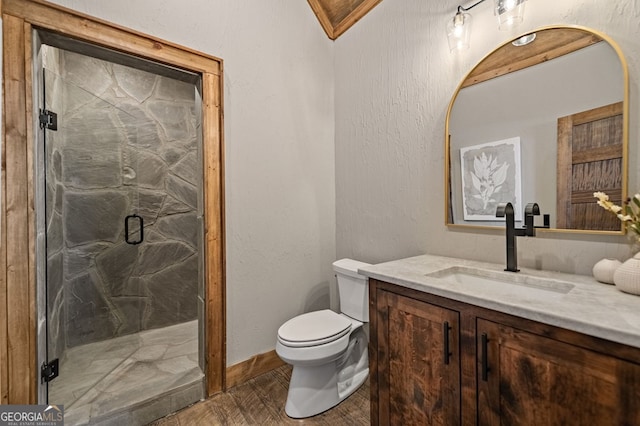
445 25 629 236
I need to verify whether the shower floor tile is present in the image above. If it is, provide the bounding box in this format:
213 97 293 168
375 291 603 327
48 320 203 425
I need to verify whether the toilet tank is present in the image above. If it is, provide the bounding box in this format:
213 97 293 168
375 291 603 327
332 258 371 322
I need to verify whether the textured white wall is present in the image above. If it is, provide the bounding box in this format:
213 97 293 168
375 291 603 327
30 1 336 366
335 0 640 275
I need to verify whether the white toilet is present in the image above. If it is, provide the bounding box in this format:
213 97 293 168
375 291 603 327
276 258 371 418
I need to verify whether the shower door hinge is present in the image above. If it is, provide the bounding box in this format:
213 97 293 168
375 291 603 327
41 359 59 383
39 109 58 131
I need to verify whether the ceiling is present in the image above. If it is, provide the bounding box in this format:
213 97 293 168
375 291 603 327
307 0 382 40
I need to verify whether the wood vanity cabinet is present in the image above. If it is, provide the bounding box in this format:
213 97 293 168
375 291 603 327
477 319 640 425
369 279 640 426
374 289 460 425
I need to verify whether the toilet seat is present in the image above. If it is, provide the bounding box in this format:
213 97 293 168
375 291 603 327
278 310 352 348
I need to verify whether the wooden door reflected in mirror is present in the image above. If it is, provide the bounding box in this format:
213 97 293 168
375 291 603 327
557 102 623 230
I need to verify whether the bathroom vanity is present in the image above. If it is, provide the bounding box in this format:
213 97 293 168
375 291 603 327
360 255 640 425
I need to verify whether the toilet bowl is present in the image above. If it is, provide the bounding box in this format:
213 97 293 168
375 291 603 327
276 259 371 419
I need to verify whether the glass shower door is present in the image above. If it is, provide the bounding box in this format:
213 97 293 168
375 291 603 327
41 46 204 424
42 66 145 408
42 46 203 424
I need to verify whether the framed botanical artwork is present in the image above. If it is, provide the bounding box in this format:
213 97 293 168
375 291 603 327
460 137 522 221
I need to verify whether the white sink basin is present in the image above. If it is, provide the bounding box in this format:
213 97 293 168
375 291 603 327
426 266 574 294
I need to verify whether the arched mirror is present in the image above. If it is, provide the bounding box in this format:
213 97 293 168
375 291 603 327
445 26 629 234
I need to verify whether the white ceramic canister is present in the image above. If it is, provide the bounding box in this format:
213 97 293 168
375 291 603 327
613 253 640 295
592 258 622 284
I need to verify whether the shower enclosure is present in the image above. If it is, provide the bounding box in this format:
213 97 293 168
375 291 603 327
36 41 205 424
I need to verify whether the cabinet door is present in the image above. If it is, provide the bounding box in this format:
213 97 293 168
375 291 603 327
477 319 640 425
376 290 460 425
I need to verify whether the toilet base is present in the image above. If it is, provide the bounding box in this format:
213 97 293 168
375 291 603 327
284 327 369 419
284 363 369 419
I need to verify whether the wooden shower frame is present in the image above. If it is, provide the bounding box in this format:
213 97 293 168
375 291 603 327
0 0 226 403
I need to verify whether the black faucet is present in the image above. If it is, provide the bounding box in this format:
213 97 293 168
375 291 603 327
495 202 550 272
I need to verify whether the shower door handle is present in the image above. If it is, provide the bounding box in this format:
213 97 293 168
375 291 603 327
125 214 144 245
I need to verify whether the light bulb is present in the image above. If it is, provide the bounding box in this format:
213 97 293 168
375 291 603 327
447 12 472 52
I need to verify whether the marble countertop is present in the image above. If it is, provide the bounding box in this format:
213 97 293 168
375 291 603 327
358 254 640 349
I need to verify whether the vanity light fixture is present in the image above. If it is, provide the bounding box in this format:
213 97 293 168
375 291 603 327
495 0 527 30
446 1 480 52
447 0 528 52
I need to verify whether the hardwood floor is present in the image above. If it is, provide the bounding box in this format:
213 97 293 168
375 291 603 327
149 365 370 425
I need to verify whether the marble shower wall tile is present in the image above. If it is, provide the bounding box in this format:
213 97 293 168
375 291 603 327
45 48 202 352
